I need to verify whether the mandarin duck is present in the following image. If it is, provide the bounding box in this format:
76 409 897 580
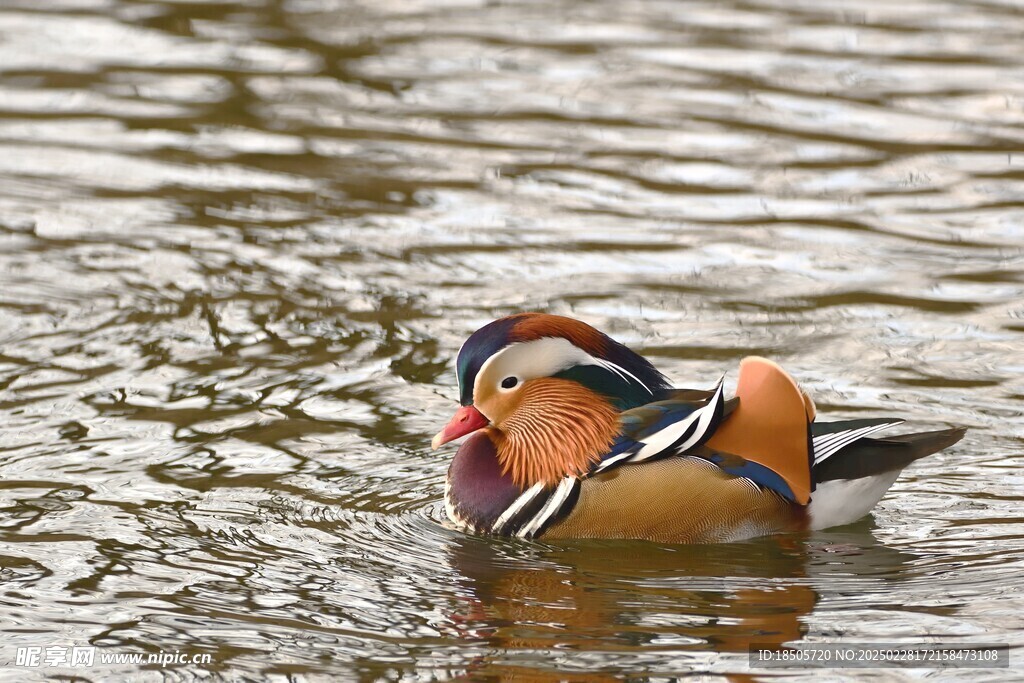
432 313 965 544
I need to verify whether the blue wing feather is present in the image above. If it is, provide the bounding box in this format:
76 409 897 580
587 383 797 502
590 383 726 475
703 452 797 502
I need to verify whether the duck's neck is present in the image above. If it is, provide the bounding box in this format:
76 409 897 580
553 349 673 410
445 429 520 533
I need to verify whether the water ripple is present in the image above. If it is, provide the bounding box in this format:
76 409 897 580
1 0 1022 679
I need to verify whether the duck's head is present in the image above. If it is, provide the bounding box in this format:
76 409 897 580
432 313 671 488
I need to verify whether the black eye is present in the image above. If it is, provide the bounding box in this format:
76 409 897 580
501 376 518 389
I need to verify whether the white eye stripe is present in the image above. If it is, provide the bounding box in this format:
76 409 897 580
472 337 653 401
474 338 589 400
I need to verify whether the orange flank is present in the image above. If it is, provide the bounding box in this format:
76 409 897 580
706 357 813 505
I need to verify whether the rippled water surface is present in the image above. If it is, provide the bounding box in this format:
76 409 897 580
1 0 1023 680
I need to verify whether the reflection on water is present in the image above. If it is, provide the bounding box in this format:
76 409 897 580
443 527 924 679
1 0 1023 679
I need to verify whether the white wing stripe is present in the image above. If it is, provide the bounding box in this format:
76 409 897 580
593 357 654 396
813 432 879 463
490 481 545 534
815 423 895 457
632 410 701 460
812 422 902 464
594 449 637 473
813 429 867 463
632 378 724 461
516 477 577 538
813 431 857 450
813 428 878 451
814 423 883 450
672 380 725 454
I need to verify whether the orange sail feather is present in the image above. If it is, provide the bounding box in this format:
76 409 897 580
706 357 813 505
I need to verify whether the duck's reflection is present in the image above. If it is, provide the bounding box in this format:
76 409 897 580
442 522 913 679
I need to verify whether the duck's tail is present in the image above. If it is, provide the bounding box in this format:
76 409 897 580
702 356 966 529
807 424 966 530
